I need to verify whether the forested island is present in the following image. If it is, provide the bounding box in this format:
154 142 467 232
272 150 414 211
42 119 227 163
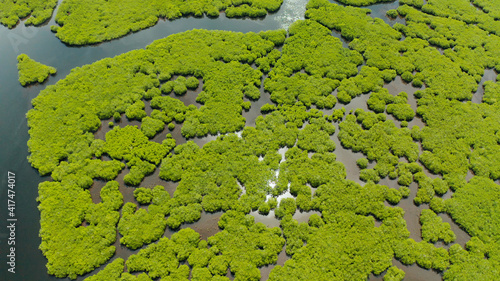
24 0 500 280
17 54 57 86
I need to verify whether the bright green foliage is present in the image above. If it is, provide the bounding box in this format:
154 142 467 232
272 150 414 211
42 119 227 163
277 147 346 197
444 239 500 280
386 9 399 19
113 112 121 122
54 0 284 45
143 87 161 100
188 242 215 269
140 117 165 138
393 239 450 271
37 180 122 279
401 71 414 82
415 0 500 36
338 113 418 182
167 204 203 229
182 60 263 138
124 159 156 186
429 197 446 213
417 98 500 180
356 158 369 169
242 110 299 157
84 258 124 281
432 177 449 195
483 80 500 104
420 209 456 244
446 176 500 243
270 20 362 80
412 173 447 203
103 126 171 165
297 117 335 153
0 0 57 28
472 0 500 20
386 188 402 205
118 202 167 249
186 76 200 89
337 67 396 103
51 159 124 186
126 101 147 120
269 212 404 280
386 98 415 122
261 103 277 113
394 5 500 97
274 198 297 218
306 0 413 76
400 0 424 8
360 168 381 183
102 126 173 186
160 134 275 217
331 107 345 122
265 73 339 109
126 228 201 279
165 77 188 96
399 186 411 198
134 187 154 204
28 30 279 177
150 96 189 124
407 47 477 100
259 30 287 46
368 90 415 121
383 266 405 281
258 202 271 215
85 259 152 281
413 172 436 205
395 162 422 186
280 215 312 255
146 185 172 216
314 180 402 222
208 211 285 280
367 88 395 113
335 0 393 6
191 268 213 280
28 51 158 175
17 54 57 86
264 19 361 109
308 214 324 228
27 8 500 280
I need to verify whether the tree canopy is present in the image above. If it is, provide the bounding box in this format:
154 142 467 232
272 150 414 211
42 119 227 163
25 0 500 279
0 0 57 28
52 0 284 45
17 54 57 87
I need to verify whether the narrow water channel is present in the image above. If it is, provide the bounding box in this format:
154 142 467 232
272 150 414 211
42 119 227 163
0 0 483 280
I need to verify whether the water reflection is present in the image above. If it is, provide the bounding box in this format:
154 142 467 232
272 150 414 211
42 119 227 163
274 0 308 29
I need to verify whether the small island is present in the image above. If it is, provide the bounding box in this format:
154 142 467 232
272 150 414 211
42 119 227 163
17 54 57 87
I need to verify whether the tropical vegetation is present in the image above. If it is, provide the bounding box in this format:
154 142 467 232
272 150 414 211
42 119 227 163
23 0 500 279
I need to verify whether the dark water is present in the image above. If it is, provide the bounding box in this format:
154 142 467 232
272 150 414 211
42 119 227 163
0 0 477 280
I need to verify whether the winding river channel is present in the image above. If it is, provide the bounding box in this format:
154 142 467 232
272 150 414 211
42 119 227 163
0 0 482 280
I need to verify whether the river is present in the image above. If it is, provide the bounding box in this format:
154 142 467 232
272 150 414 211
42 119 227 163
0 0 479 280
